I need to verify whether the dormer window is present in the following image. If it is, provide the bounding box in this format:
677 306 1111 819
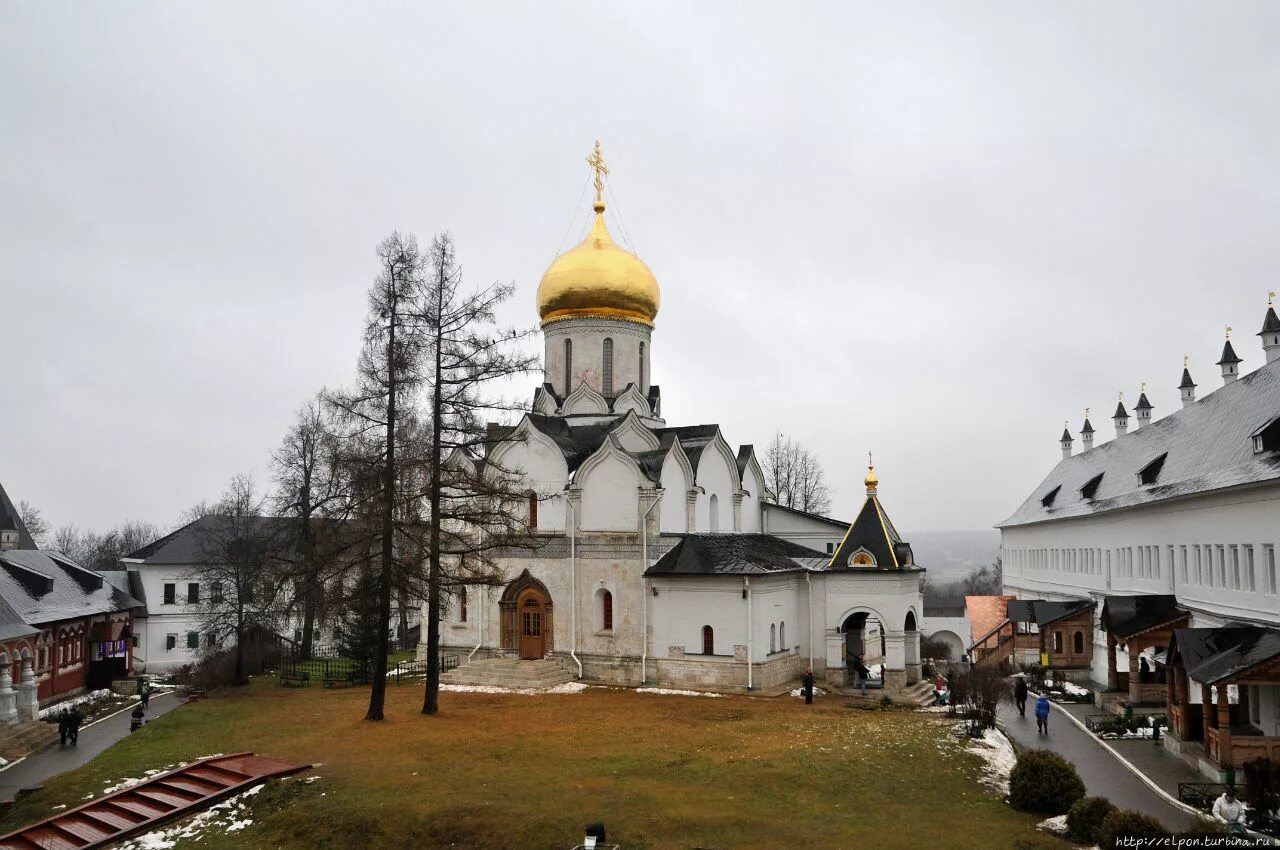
1138 453 1168 486
1251 416 1280 454
1080 473 1104 500
1040 485 1062 508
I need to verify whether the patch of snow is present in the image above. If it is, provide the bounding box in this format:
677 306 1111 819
39 689 113 719
960 723 1016 796
635 687 725 698
303 775 322 783
440 682 590 696
789 687 827 698
102 777 146 794
51 804 66 811
1060 681 1090 697
916 705 952 714
1037 814 1069 835
115 783 268 850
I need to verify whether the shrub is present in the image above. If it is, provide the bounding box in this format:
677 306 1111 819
1178 815 1226 839
1008 750 1085 815
921 636 953 661
1065 796 1116 844
1243 757 1280 826
1097 809 1167 846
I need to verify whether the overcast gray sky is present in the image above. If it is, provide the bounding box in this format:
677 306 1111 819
3 3 1279 537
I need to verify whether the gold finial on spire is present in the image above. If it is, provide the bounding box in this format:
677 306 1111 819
1085 407 1090 419
1119 390 1124 401
1270 290 1277 308
1227 325 1233 339
1141 382 1147 393
1184 354 1190 368
864 452 879 494
586 139 610 212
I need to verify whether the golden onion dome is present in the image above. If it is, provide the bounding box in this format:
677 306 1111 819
864 456 879 494
536 199 660 325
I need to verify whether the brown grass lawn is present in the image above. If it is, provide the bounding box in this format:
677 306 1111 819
0 680 1064 850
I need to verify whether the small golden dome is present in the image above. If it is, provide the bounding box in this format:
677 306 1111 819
864 454 879 493
536 201 661 324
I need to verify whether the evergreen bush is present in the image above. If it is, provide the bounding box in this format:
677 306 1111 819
1097 809 1167 846
1008 750 1085 815
1064 796 1116 844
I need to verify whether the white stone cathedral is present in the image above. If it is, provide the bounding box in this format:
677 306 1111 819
426 145 927 700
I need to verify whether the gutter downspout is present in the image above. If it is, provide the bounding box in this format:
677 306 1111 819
468 586 483 661
640 492 661 686
569 496 582 679
805 572 814 671
744 576 753 691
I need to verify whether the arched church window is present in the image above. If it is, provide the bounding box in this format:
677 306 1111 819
459 586 468 624
564 339 572 392
702 625 714 655
780 622 786 650
602 338 614 396
602 590 613 631
639 341 646 389
770 623 776 653
1073 631 1084 654
709 494 720 532
527 492 538 529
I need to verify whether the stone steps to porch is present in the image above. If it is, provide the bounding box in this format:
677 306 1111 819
840 680 936 707
0 720 59 761
440 658 574 690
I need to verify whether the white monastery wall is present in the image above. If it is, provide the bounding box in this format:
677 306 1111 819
579 453 643 532
693 447 735 533
658 452 689 533
739 465 763 533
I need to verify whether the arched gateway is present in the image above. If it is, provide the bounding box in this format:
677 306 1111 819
500 571 553 660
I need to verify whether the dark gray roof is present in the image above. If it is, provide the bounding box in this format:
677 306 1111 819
1134 392 1153 411
999 359 1280 527
1081 418 1095 434
1060 428 1072 443
829 492 918 570
656 425 720 472
518 415 621 473
1170 627 1280 685
126 515 294 564
0 483 37 550
1217 339 1243 365
1261 307 1280 335
1100 595 1187 639
1179 368 1196 390
0 550 144 630
1114 401 1129 419
1005 599 1092 626
735 445 754 481
645 534 827 576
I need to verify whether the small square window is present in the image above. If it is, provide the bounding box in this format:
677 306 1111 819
166 634 177 651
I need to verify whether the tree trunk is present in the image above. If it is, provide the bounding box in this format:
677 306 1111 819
423 294 444 715
366 305 396 722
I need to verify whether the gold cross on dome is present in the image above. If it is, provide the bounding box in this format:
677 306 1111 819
586 140 610 206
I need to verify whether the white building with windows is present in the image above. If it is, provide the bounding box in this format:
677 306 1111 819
998 298 1280 773
429 147 929 700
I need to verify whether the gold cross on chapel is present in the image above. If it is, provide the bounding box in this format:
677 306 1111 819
586 140 610 206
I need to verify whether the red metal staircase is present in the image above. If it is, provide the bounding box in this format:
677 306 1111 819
0 752 309 849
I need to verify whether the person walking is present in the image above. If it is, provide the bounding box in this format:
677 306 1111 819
1213 787 1246 835
802 669 814 705
1014 676 1029 717
58 709 70 747
1034 693 1051 734
66 707 81 745
854 654 870 696
139 678 151 710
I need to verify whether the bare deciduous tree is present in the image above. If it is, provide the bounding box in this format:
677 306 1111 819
326 232 430 722
418 232 539 716
51 519 163 570
962 557 1003 596
189 473 286 686
17 501 49 548
271 397 347 659
762 432 832 516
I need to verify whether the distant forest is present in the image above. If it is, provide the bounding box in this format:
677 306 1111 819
902 530 1000 580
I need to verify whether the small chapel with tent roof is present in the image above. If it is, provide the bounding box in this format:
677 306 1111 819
426 143 928 701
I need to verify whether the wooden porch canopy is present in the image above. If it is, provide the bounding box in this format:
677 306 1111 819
1166 627 1280 770
1100 594 1188 702
88 619 129 642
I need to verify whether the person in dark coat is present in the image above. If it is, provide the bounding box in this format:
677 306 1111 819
130 704 145 733
802 669 815 705
1014 677 1029 717
139 679 151 710
58 709 70 746
854 654 871 696
1034 694 1051 734
66 708 81 745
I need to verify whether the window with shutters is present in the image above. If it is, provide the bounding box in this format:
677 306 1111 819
186 632 199 649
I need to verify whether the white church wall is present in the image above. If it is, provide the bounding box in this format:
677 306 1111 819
579 454 642 532
740 464 763 533
659 452 690 533
1001 482 1280 628
494 432 569 532
922 615 970 660
693 446 735 533
761 503 847 556
542 317 653 400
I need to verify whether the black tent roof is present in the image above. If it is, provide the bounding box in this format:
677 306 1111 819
1217 339 1242 366
1100 595 1187 639
1005 599 1093 627
1179 368 1196 390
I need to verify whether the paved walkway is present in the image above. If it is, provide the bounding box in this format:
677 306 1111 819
0 693 184 803
997 698 1197 832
